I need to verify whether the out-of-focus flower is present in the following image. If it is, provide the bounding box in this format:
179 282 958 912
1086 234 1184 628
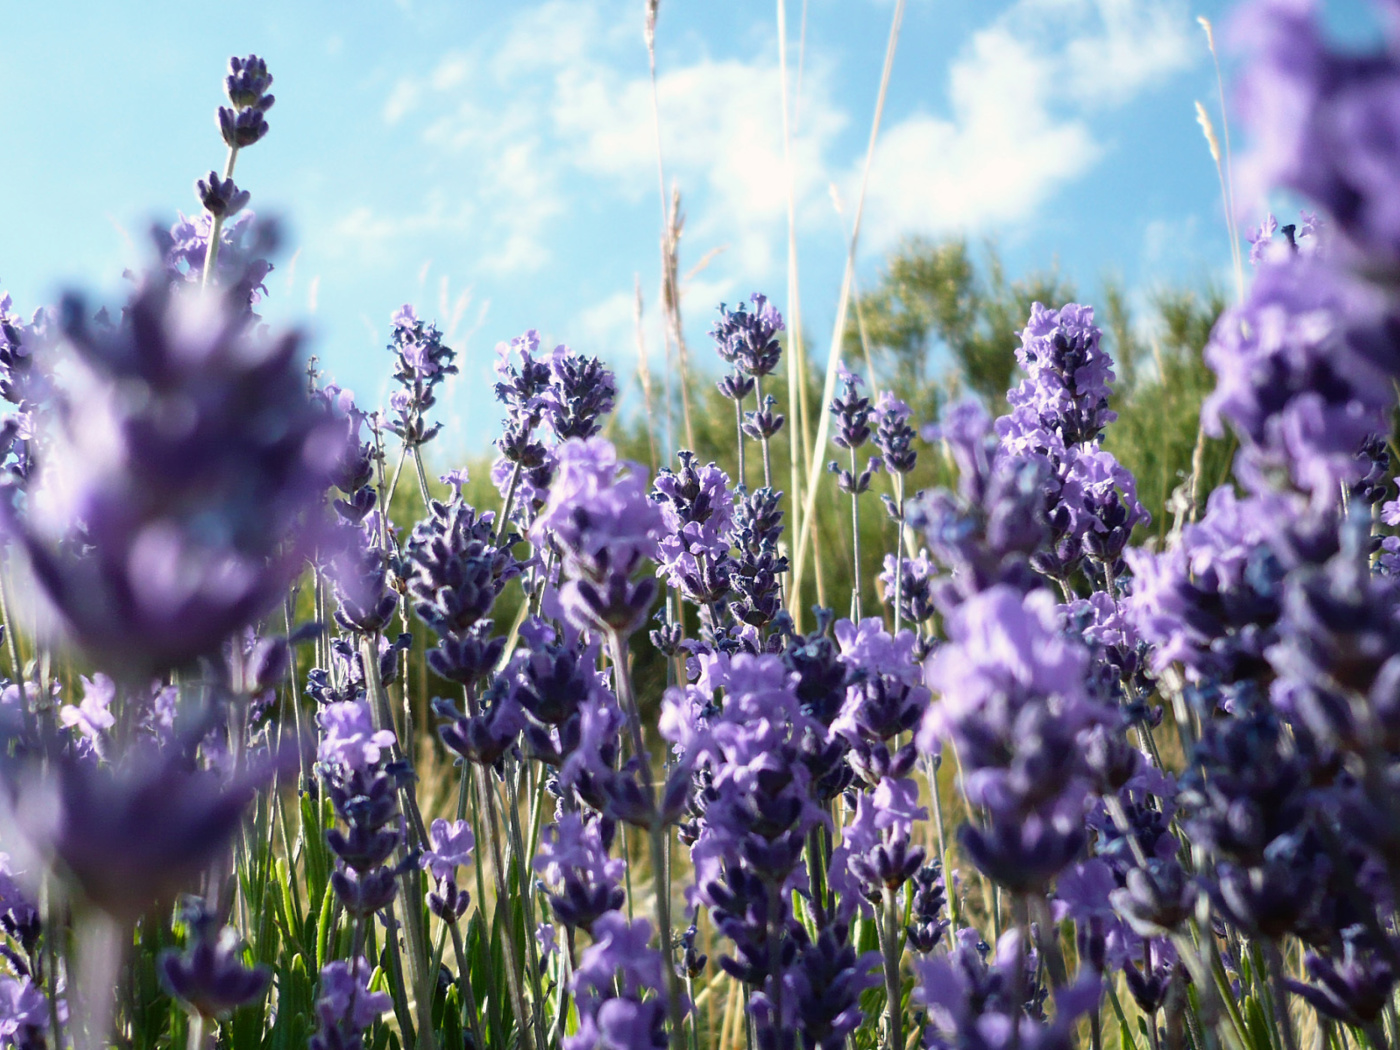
8 274 340 674
0 738 292 921
420 818 474 882
160 901 271 1019
1204 254 1392 500
0 975 48 1049
310 958 391 1050
317 701 395 775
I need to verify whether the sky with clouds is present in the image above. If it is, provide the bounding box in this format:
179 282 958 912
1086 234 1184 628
3 0 1274 454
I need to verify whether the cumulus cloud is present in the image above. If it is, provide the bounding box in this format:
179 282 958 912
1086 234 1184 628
857 0 1197 253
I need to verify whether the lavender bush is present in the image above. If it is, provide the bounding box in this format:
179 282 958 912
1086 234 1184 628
5 3 1400 1049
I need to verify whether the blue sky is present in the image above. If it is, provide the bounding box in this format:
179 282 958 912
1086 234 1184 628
3 0 1258 456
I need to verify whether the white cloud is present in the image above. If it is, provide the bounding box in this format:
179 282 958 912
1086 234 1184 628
857 0 1196 253
358 0 1199 332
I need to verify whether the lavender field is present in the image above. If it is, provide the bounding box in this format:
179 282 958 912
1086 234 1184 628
3 2 1400 1049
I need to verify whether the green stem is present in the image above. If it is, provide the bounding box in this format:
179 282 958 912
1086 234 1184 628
477 762 537 1050
892 473 905 634
755 375 774 489
849 445 862 620
1264 941 1300 1050
608 629 686 1045
734 395 747 487
448 922 485 1050
880 886 902 1050
359 636 437 1050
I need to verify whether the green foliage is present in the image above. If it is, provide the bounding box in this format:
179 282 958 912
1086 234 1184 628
1103 284 1233 534
845 236 1076 402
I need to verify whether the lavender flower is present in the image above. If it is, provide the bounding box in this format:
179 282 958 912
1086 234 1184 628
871 392 917 475
195 172 250 219
9 273 340 673
159 901 271 1019
534 813 627 933
1203 254 1393 500
712 294 784 378
386 305 457 449
531 438 664 635
542 344 617 441
403 484 518 686
879 548 935 626
421 818 475 882
0 976 47 1050
652 452 735 605
310 958 392 1050
218 56 275 150
1001 302 1116 448
729 487 788 630
829 365 871 451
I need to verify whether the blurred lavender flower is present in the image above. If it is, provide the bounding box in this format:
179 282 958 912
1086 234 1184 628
0 975 47 1050
787 923 878 1050
8 273 340 673
0 737 292 921
915 928 1102 1050
1204 255 1393 501
909 401 1048 611
566 911 671 1050
920 586 1109 891
316 701 395 775
1285 934 1396 1028
58 674 116 759
310 958 391 1050
159 900 271 1019
420 818 474 882
154 212 275 308
0 854 39 954
1234 0 1400 271
328 519 399 636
